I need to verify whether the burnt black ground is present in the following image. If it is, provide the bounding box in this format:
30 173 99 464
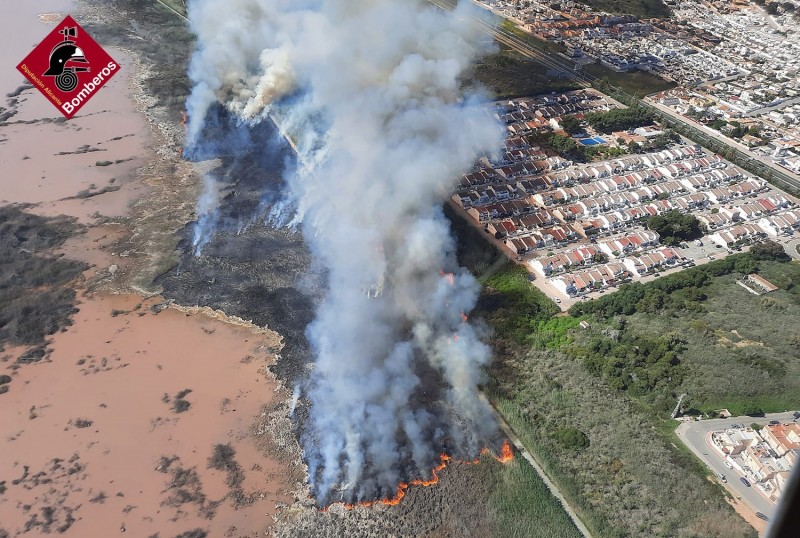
155 106 319 388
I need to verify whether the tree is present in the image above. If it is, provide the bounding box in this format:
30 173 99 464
750 240 790 262
646 211 705 246
559 115 584 136
733 256 758 275
741 403 764 417
585 106 654 133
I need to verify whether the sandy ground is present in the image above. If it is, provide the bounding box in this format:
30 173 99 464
1 3 297 537
727 497 767 537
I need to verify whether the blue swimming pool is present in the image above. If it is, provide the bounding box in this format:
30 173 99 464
580 137 607 146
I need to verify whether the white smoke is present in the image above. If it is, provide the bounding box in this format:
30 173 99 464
186 0 504 504
191 171 220 256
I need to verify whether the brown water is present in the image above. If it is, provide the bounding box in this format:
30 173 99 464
0 294 292 537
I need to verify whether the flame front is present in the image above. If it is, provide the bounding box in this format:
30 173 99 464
179 110 188 157
494 440 513 463
325 441 513 511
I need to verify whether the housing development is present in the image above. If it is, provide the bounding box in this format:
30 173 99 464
712 422 799 504
475 0 800 181
451 90 799 304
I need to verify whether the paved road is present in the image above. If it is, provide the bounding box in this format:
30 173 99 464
786 237 800 260
676 412 799 520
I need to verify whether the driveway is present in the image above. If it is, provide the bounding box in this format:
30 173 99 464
786 237 800 260
675 412 798 520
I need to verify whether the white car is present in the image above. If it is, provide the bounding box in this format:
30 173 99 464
723 460 734 469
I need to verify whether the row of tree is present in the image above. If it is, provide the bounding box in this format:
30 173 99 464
569 240 790 319
584 106 654 133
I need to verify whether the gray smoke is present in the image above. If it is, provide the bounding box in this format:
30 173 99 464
191 171 219 256
185 0 504 504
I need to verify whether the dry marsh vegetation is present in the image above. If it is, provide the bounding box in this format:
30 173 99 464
0 206 87 349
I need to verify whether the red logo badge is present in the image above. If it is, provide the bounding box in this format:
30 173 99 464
16 15 120 119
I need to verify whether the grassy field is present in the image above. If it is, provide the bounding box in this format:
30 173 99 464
488 456 582 538
585 63 676 97
489 349 753 538
622 261 800 416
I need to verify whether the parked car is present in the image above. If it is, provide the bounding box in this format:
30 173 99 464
719 474 727 483
769 420 780 425
793 411 800 420
740 477 751 487
730 423 742 429
694 239 703 246
724 460 734 469
756 512 768 521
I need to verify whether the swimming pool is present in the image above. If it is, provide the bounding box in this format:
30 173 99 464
579 137 607 146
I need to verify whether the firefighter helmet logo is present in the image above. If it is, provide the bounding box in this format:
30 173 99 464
43 26 90 92
16 15 119 119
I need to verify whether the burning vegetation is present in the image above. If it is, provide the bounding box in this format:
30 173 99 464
323 440 514 511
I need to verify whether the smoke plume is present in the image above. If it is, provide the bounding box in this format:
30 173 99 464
185 0 504 504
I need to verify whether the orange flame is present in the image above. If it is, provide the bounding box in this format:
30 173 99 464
494 440 514 463
460 311 468 322
179 111 188 157
324 441 513 511
439 269 455 286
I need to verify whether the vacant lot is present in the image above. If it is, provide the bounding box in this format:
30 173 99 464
586 63 677 98
623 261 800 416
580 0 671 19
469 51 580 100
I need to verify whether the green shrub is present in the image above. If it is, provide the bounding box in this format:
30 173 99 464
554 427 590 450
